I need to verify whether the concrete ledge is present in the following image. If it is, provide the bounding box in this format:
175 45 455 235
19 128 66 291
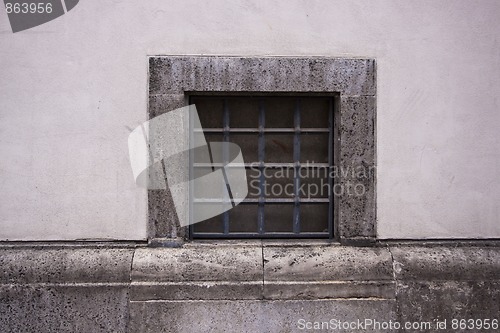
131 246 262 282
263 245 394 299
129 299 397 333
263 281 395 300
131 246 263 300
0 247 134 284
397 280 500 329
131 281 262 301
390 245 500 281
0 283 130 333
263 246 393 281
0 247 133 333
1 243 500 333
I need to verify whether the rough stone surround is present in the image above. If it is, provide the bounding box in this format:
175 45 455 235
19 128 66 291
148 56 376 244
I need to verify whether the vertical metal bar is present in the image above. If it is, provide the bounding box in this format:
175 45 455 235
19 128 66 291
222 99 230 235
293 98 301 234
188 99 195 237
328 98 334 239
258 99 265 234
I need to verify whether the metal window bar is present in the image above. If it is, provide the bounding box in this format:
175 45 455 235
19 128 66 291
258 99 265 235
188 105 194 231
192 163 330 168
293 99 301 234
190 96 334 239
195 128 329 133
222 99 230 235
193 198 330 203
328 98 334 239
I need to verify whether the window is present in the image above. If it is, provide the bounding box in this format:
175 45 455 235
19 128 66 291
148 56 376 244
190 95 336 238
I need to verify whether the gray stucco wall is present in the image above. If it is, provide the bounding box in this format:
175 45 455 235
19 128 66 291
1 1 499 240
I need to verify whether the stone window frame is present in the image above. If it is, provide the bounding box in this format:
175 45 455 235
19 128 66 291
148 56 376 245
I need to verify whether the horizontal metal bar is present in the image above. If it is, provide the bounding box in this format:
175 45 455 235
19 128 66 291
193 198 329 203
190 94 337 98
191 232 330 239
192 163 330 168
196 128 329 133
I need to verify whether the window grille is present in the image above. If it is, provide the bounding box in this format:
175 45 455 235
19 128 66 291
190 95 335 239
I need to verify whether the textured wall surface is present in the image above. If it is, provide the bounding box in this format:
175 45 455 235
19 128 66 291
0 1 499 239
1 243 499 332
148 56 376 243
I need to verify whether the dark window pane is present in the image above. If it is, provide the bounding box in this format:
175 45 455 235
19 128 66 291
264 98 295 128
193 97 224 128
192 213 223 233
300 204 329 232
299 168 329 198
301 133 329 163
246 167 262 199
193 167 218 198
300 98 330 128
190 95 334 239
204 133 223 146
231 134 258 163
262 167 295 199
229 204 258 232
265 204 293 232
228 98 260 128
266 134 294 163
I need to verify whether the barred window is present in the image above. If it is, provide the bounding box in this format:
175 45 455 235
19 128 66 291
190 95 336 239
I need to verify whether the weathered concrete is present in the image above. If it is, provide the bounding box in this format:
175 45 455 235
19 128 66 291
1 247 134 284
390 245 500 332
390 245 500 281
149 57 376 96
129 299 397 333
149 94 187 118
0 246 134 333
1 285 130 333
338 96 376 241
148 56 377 243
132 246 262 282
263 245 394 299
131 245 263 300
264 243 391 281
1 243 499 333
397 281 500 333
263 281 395 301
